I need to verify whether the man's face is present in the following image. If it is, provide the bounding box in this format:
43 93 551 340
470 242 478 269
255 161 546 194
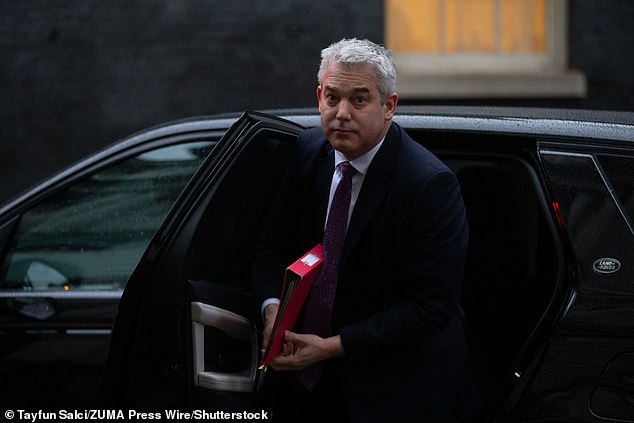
317 63 397 160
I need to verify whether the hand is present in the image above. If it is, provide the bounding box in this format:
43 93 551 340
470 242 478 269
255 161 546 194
270 331 345 371
262 303 279 354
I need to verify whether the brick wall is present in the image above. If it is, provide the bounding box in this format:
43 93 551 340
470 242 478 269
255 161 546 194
0 0 632 203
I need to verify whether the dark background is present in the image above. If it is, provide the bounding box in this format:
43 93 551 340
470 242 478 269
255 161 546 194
1 0 633 204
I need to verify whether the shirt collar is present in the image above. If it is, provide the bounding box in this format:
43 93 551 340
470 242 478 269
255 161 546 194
334 137 385 176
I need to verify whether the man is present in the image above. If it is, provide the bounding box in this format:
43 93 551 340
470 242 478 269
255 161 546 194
252 39 482 422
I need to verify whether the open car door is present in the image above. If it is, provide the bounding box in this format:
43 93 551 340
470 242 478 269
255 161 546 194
100 111 304 413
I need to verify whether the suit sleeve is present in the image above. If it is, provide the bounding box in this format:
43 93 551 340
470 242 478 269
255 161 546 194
339 168 469 356
250 130 324 316
250 145 302 312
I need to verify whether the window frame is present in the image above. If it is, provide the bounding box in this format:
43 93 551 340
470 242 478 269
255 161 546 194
388 0 586 99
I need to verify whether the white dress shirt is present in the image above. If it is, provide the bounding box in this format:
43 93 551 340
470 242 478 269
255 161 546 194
328 139 384 230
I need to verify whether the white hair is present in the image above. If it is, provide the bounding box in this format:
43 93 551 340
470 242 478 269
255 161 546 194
317 38 397 101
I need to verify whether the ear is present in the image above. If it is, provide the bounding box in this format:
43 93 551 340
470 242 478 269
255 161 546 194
383 93 398 121
316 85 324 112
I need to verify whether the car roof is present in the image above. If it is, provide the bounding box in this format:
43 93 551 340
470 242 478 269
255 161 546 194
274 106 634 142
107 106 634 148
2 106 632 215
280 105 634 125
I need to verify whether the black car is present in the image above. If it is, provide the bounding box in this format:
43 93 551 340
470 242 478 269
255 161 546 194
1 107 633 422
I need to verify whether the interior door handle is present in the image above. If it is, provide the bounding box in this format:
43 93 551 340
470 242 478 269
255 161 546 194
190 301 258 392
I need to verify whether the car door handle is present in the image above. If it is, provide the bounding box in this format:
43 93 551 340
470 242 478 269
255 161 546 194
190 301 258 392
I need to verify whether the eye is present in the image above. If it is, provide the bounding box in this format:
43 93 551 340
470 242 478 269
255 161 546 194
354 96 369 106
325 93 339 104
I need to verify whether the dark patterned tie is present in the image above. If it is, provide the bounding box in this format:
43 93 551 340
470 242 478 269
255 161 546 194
298 161 356 390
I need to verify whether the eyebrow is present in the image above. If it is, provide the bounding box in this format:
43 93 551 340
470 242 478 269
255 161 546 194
324 84 371 95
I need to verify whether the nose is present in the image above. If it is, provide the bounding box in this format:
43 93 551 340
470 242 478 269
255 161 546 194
336 99 352 121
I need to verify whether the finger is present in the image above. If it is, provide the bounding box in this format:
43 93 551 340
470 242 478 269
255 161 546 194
281 340 291 355
283 330 300 344
270 354 301 372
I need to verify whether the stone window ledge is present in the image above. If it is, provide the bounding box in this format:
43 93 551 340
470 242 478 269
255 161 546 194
397 69 587 99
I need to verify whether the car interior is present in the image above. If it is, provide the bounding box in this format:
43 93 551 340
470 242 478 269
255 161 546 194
449 156 558 388
427 138 561 419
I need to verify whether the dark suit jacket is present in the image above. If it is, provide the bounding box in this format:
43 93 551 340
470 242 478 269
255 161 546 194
252 123 482 422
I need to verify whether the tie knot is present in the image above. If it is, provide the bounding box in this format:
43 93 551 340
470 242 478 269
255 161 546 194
338 161 356 179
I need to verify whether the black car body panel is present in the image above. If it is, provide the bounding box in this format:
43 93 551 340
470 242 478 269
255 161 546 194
1 107 633 421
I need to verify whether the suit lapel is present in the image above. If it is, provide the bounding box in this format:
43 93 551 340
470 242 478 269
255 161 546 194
341 123 400 264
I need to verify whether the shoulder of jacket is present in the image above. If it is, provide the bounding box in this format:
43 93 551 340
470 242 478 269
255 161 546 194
393 126 454 181
296 127 328 157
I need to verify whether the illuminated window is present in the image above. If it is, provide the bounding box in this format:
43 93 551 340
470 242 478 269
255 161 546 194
385 0 586 98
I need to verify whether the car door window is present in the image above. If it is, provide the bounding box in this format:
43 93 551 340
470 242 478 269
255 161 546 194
0 141 215 292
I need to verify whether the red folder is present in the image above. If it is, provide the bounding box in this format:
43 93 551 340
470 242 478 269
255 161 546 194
259 244 323 369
